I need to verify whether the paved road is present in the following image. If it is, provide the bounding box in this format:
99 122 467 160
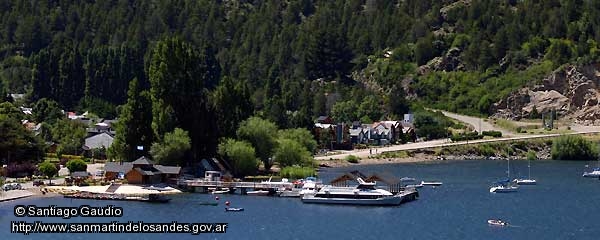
439 110 514 137
316 111 600 160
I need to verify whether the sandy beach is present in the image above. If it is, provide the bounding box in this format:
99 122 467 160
45 184 182 195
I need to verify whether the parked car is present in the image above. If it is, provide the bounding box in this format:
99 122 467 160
95 170 104 177
33 180 45 186
2 183 22 191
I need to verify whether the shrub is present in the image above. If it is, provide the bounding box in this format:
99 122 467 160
280 166 316 179
482 131 502 138
478 144 496 157
450 132 484 141
345 155 360 163
527 150 537 161
551 135 597 160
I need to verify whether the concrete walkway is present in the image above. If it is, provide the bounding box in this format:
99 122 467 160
0 190 34 202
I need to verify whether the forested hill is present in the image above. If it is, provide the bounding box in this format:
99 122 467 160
2 0 600 124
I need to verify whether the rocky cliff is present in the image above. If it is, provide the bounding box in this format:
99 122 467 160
491 64 600 125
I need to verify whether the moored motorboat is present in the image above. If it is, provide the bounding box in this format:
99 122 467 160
421 181 443 186
405 183 423 189
582 168 600 178
246 190 270 196
513 178 537 185
487 219 508 226
489 181 518 193
225 207 244 212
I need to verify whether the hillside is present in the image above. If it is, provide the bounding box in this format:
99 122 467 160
2 0 600 159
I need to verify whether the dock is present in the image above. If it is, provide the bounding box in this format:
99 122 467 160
178 179 295 194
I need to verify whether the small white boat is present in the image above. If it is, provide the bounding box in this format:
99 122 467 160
487 219 508 226
225 207 244 212
489 184 518 193
421 181 443 186
211 188 230 194
513 178 537 185
582 168 600 178
247 190 270 196
514 159 537 185
400 177 415 182
490 156 518 193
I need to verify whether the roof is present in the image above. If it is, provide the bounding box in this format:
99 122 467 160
330 170 368 185
132 156 154 165
314 123 332 129
134 167 156 176
365 173 401 185
316 116 333 123
349 129 363 136
154 165 181 175
71 171 90 178
84 132 114 149
104 162 133 173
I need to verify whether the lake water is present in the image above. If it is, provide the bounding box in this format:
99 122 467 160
2 160 600 240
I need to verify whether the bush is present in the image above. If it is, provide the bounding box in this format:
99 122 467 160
450 132 484 142
280 166 316 179
66 159 88 173
345 155 360 163
527 150 537 161
482 131 502 138
551 135 597 160
478 144 496 157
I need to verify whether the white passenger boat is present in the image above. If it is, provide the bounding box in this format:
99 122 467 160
301 178 405 206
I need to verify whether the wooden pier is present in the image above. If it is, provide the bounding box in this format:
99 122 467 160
178 179 295 194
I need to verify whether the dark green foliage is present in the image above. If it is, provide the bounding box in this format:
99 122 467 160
150 128 192 166
551 135 597 161
482 131 503 138
0 106 44 162
149 37 220 160
3 0 600 161
110 78 154 162
280 166 316 179
212 77 253 138
451 132 484 142
413 110 452 140
32 98 63 124
65 159 87 173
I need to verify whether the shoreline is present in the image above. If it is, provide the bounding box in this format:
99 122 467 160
319 153 553 168
0 188 60 203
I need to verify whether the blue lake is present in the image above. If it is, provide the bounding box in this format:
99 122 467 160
2 160 600 240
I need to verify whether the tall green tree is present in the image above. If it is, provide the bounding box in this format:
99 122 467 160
32 98 63 124
212 77 253 138
278 128 318 154
273 138 312 167
218 138 258 177
149 37 220 160
38 161 58 182
110 78 154 162
237 117 278 170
